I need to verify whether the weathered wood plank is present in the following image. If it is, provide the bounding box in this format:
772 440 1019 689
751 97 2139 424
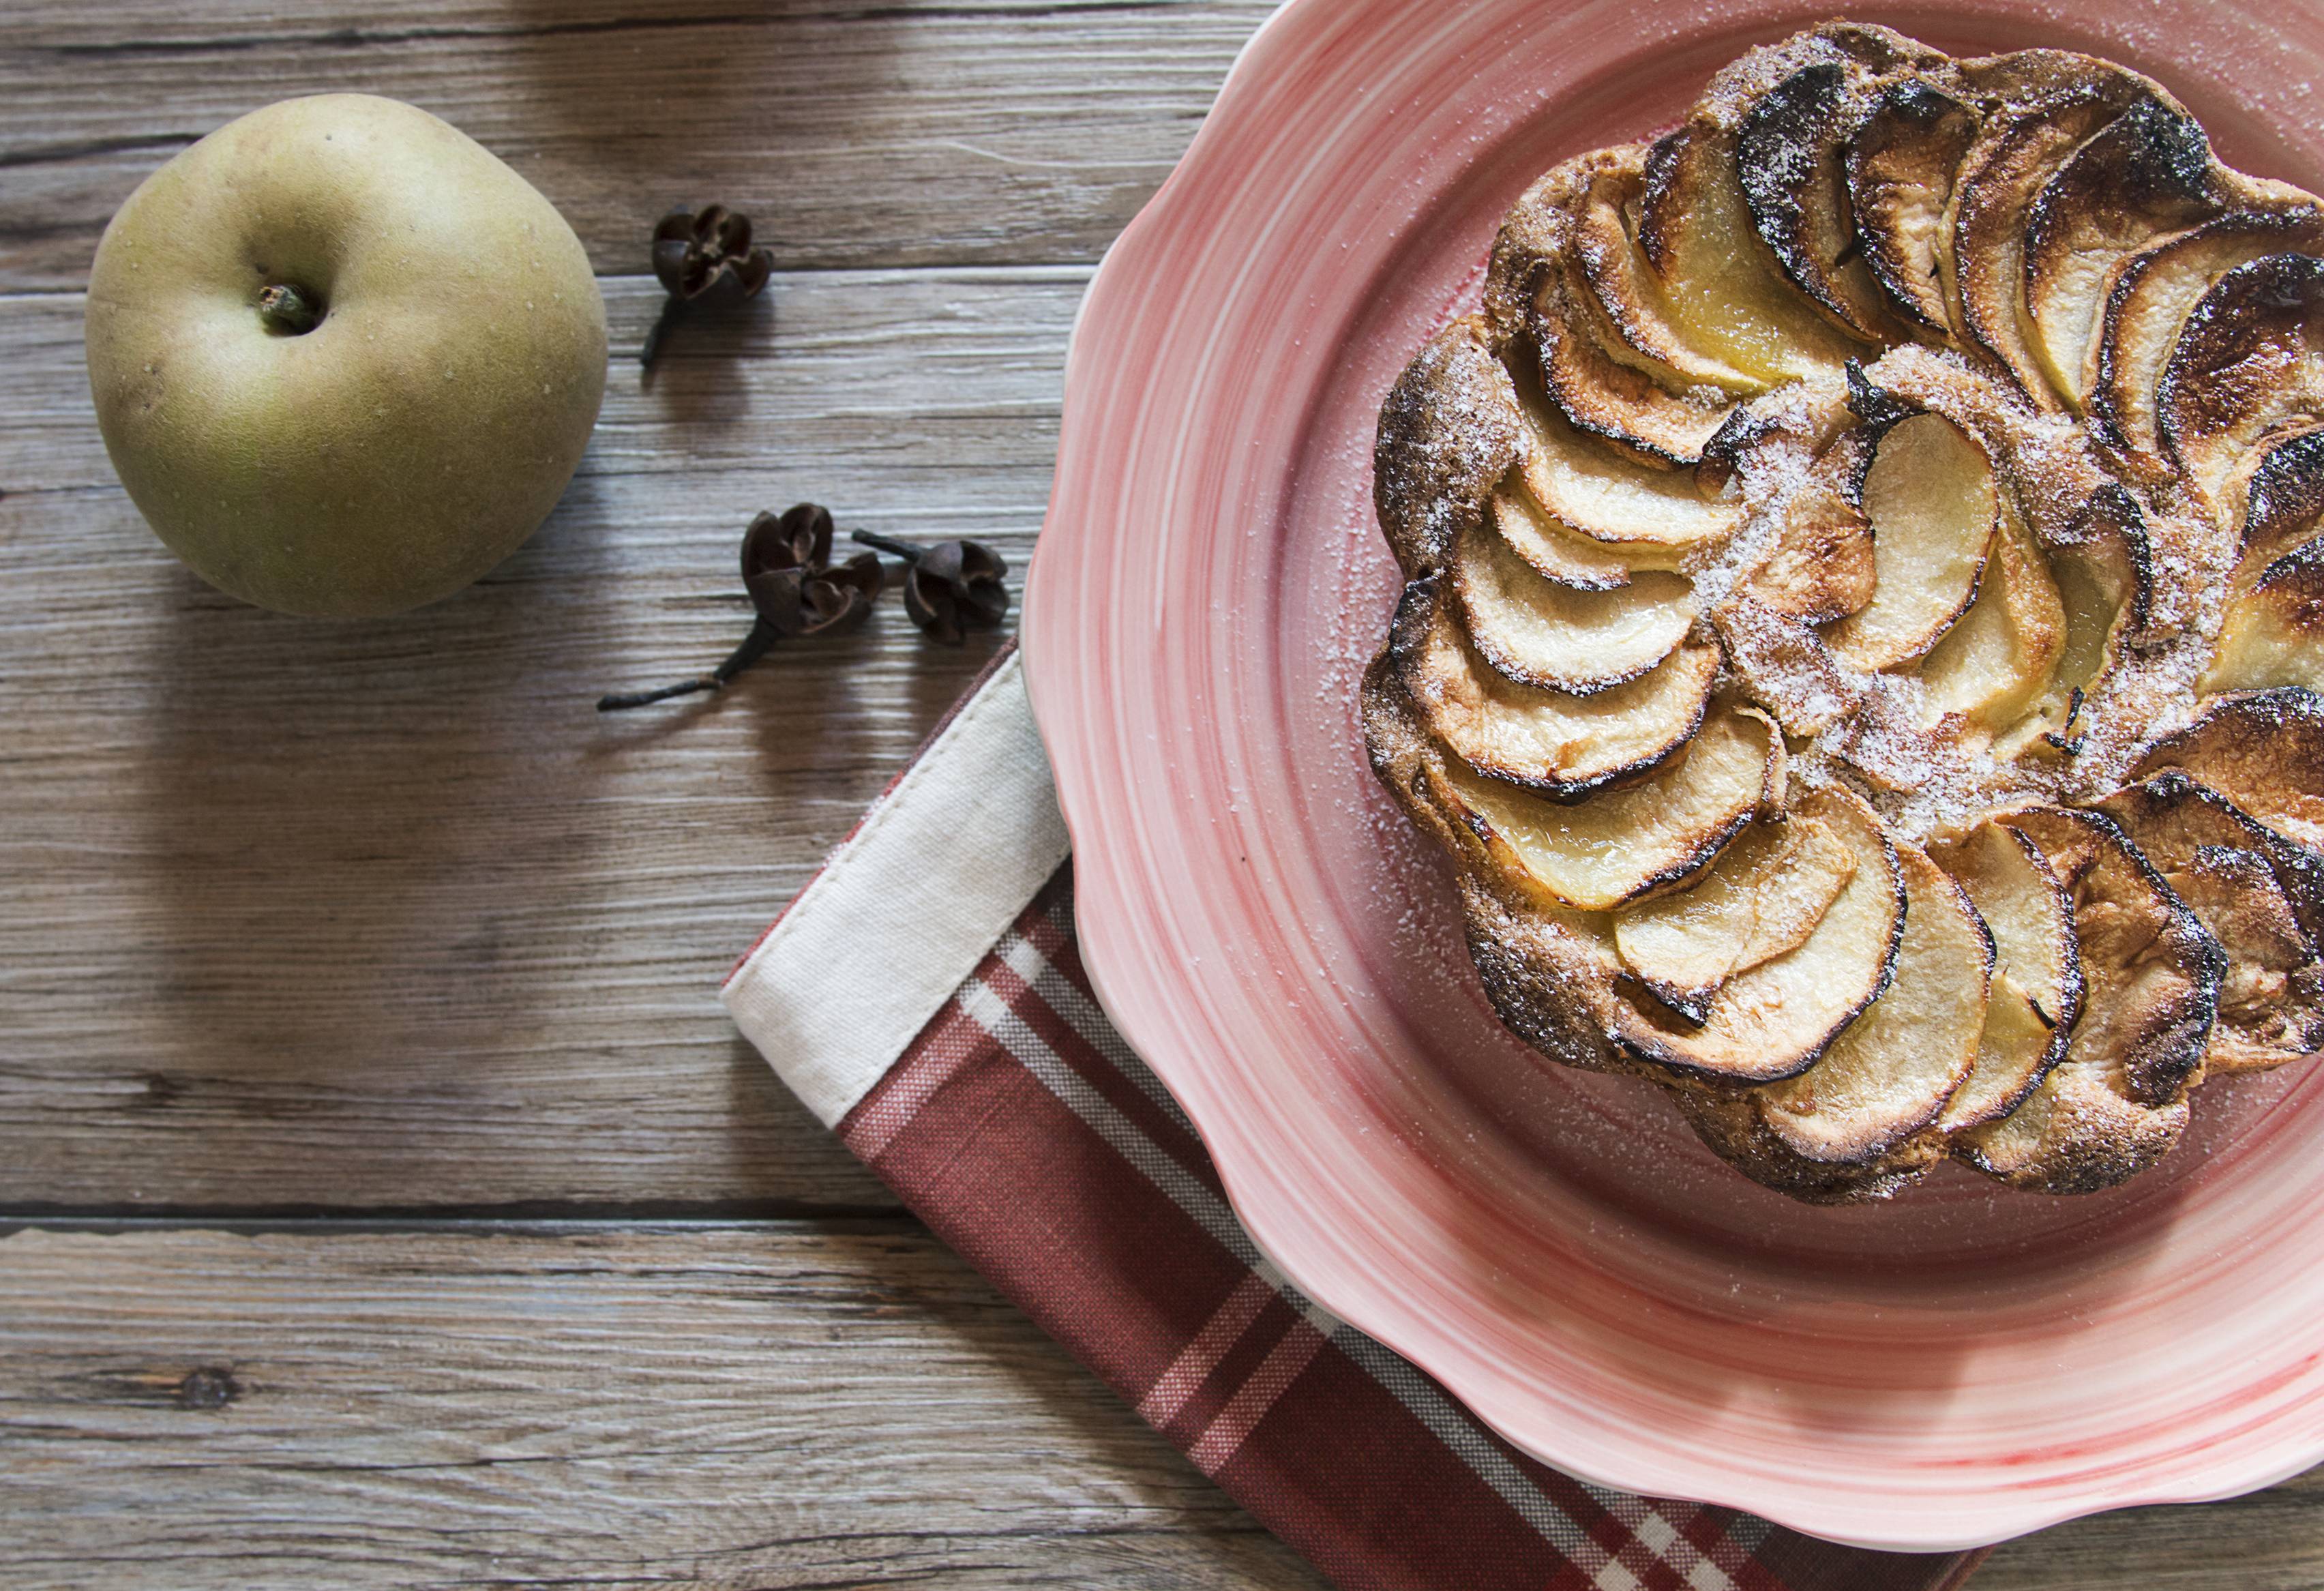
6 1221 2318 1591
0 0 1276 289
1978 1471 2324 1591
0 1224 1328 1590
0 271 1080 1213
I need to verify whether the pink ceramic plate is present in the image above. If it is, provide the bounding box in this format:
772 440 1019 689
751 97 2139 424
1022 0 2324 1551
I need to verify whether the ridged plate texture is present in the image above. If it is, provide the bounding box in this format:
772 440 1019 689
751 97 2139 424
1021 0 2324 1549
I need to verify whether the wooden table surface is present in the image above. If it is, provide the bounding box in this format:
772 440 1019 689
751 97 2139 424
3 3 2320 1586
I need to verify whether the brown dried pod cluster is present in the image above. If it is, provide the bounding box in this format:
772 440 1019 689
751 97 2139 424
597 504 878 711
852 530 1011 644
640 204 776 369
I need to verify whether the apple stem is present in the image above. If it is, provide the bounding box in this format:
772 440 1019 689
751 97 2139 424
597 619 777 711
256 283 323 336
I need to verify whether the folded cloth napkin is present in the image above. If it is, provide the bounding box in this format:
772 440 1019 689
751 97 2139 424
724 640 1987 1591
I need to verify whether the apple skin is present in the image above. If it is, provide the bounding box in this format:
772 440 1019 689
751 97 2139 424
85 94 608 617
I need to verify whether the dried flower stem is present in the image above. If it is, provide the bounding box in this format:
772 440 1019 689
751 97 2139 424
597 621 777 711
849 529 927 562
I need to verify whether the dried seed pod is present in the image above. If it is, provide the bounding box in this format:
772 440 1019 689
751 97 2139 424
597 503 876 711
641 203 776 368
742 504 881 638
851 530 1011 646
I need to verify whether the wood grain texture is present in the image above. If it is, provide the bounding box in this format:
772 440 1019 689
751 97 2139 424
3 0 2322 1582
0 1225 1327 1590
1 271 1081 1214
0 0 1278 289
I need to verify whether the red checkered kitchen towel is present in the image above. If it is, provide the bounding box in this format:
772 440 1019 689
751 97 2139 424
723 642 1986 1591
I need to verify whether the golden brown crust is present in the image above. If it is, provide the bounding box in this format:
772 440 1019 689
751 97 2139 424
1363 24 2324 1204
1373 318 1526 578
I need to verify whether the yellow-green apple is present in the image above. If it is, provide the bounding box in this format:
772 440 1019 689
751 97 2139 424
85 94 608 616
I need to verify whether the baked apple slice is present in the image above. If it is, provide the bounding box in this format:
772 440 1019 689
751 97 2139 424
1534 268 1737 467
1916 501 2066 728
1821 411 1998 670
1742 426 1879 622
2102 769 2324 955
2132 688 2324 852
1847 78 1979 338
1928 816 2082 1129
2021 98 2224 406
1639 123 1870 383
1373 318 1525 577
1433 708 1776 912
1995 485 2154 758
1959 806 2226 1191
1605 785 1908 1085
1611 813 1857 1022
2154 846 2324 1071
1482 151 1740 467
1736 845 1990 1167
2102 773 2324 1070
1944 75 2149 405
2089 206 2324 471
1517 402 1742 555
2160 252 2324 508
1489 488 1664 591
1940 972 2068 1133
1738 61 1914 341
2229 420 2324 569
1930 816 2085 1040
1566 145 1763 395
1452 513 1695 694
2204 535 2324 693
1390 579 1717 799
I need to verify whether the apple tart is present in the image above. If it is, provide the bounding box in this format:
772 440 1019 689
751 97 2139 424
1365 23 2324 1202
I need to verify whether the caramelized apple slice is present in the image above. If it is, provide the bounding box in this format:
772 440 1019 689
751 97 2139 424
1632 26 1932 375
1534 269 1735 467
1931 816 2085 1039
1822 411 1997 670
1847 78 1978 337
2009 807 2225 1102
1490 489 1655 591
2021 98 2224 406
1451 513 1695 694
1743 426 1879 622
1995 486 2154 757
1481 151 1740 468
2132 689 2324 852
2089 207 2324 469
1955 1055 2191 1194
2100 773 2324 1069
2158 846 2324 1071
1566 145 1763 394
1743 846 1989 1161
1960 806 2226 1192
1612 815 1856 1021
2106 771 2324 935
1517 402 1742 553
1390 580 1716 799
2229 421 2324 569
1433 708 1775 912
1373 318 1525 578
2204 535 2324 692
1946 80 2148 405
2160 253 2324 508
1916 501 2066 727
1606 786 1908 1085
1940 972 2067 1132
1639 124 1869 383
1738 59 1933 340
